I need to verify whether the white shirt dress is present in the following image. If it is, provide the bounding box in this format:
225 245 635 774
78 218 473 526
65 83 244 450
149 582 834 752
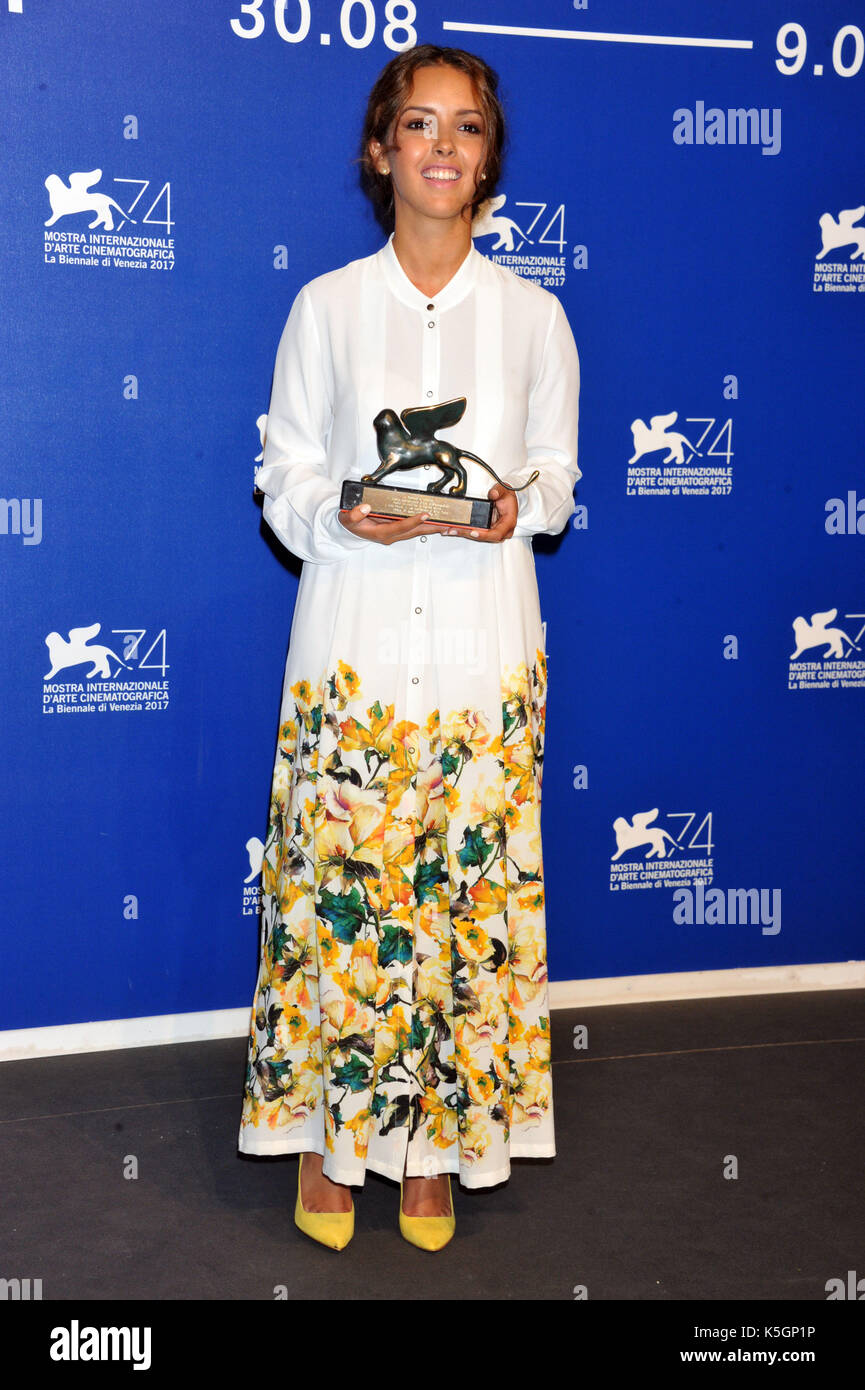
238 233 580 1189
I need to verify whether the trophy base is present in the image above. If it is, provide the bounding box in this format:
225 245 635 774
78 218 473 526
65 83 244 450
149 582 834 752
340 478 494 529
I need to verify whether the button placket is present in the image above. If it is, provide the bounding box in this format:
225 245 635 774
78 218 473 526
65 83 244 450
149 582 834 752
406 552 430 725
421 301 439 467
407 300 438 723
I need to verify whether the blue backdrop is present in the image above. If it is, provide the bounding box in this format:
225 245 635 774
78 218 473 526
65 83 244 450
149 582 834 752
1 0 863 1033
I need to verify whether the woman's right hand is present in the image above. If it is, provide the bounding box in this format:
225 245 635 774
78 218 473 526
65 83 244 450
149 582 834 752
338 502 451 546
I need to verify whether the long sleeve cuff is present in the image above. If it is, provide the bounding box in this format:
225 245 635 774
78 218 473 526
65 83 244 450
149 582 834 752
258 472 373 563
511 462 578 538
319 493 374 550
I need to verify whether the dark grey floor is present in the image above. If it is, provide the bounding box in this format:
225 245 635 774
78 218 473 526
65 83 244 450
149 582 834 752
2 989 862 1300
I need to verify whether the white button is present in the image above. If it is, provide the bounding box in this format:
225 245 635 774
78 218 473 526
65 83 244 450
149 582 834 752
427 321 435 328
426 390 433 397
420 535 427 542
411 676 419 684
415 606 422 614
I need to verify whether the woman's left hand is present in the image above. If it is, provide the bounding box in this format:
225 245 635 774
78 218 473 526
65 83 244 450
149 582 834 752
440 484 518 542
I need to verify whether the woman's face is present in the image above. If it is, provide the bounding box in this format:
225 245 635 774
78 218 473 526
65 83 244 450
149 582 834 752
370 64 487 230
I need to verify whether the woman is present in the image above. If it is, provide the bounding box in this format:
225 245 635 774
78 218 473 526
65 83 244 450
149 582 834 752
238 44 580 1252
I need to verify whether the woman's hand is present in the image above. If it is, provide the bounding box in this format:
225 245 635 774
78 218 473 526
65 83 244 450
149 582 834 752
447 484 518 542
338 483 518 545
337 502 451 545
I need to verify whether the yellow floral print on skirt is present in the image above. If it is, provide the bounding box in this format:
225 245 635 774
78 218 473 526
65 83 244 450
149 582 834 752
237 650 555 1189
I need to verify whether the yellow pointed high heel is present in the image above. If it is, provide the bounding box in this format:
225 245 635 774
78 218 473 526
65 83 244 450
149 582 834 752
294 1152 354 1251
399 1173 455 1251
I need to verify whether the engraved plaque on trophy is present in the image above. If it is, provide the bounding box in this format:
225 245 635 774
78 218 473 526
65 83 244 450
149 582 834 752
339 397 538 529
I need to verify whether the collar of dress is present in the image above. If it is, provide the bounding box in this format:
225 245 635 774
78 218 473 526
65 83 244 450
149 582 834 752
379 231 480 311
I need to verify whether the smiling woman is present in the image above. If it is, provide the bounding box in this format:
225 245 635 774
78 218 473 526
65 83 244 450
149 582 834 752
238 44 581 1252
359 45 506 258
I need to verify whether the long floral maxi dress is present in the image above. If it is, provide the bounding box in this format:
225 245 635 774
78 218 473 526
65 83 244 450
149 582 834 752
237 235 580 1188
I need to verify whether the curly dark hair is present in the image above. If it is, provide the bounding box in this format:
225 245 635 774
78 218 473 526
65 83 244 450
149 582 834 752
358 44 507 232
